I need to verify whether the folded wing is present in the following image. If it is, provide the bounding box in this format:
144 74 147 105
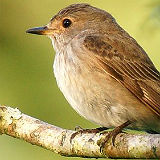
83 35 160 116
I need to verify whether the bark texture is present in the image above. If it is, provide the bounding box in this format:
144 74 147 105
0 105 160 159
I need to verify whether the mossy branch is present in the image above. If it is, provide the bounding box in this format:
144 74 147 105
0 105 160 159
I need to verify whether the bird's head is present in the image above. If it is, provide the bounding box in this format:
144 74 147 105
26 3 116 51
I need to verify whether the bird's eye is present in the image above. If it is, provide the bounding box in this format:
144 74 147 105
62 19 72 28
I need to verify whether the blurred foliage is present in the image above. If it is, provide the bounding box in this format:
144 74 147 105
142 0 160 34
0 0 160 160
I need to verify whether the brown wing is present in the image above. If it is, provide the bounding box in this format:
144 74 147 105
83 35 160 116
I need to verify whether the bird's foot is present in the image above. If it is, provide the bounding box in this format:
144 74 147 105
70 126 108 143
98 120 131 152
146 130 159 134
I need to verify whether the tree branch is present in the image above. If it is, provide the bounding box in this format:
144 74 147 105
0 105 160 159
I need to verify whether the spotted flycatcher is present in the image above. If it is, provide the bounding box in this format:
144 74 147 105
26 4 160 134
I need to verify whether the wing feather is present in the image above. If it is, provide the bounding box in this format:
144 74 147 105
83 35 160 116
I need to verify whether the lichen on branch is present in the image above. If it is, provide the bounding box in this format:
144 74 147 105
0 105 160 159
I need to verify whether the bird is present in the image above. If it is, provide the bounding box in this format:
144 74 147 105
26 3 160 137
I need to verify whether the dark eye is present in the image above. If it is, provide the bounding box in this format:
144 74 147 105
62 19 72 28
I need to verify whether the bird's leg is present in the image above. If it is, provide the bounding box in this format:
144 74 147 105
99 120 131 151
74 126 109 132
145 130 159 134
70 126 108 143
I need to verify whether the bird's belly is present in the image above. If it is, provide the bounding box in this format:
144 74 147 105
53 53 160 131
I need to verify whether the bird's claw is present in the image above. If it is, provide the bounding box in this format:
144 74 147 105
70 126 108 143
98 120 131 153
99 127 123 153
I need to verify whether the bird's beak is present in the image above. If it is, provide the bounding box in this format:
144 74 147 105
26 26 54 35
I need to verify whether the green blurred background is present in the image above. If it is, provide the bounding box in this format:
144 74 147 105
0 0 160 159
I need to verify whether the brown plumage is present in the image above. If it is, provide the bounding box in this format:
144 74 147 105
83 35 160 116
27 3 160 133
